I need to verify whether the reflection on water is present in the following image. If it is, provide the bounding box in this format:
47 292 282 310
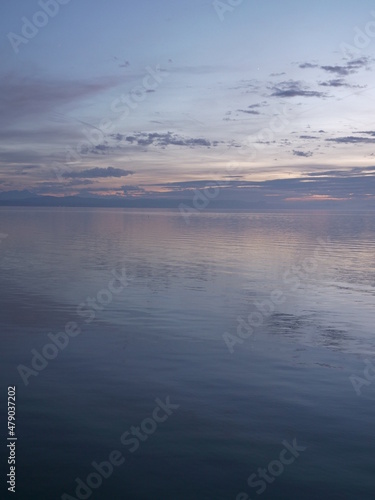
1 208 375 499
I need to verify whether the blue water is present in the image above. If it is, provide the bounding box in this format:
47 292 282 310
1 208 375 499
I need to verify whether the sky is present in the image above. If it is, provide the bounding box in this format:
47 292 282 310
1 0 375 208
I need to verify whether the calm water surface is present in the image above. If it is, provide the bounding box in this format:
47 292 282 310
1 208 374 499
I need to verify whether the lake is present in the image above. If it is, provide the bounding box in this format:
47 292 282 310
1 208 374 499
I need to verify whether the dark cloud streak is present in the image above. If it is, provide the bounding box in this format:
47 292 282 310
62 167 134 179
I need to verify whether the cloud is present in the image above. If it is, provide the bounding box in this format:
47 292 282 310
90 143 110 154
111 133 125 141
320 65 352 76
237 109 260 115
326 136 375 144
3 164 375 207
121 185 146 195
121 132 219 148
152 165 375 203
86 131 221 155
293 150 313 157
248 103 267 109
33 179 95 194
346 56 373 69
230 79 263 93
320 56 373 76
299 63 318 69
306 166 375 178
298 58 373 84
354 131 375 137
18 165 42 176
0 73 122 125
62 167 134 179
119 60 130 68
318 78 361 88
224 103 268 121
270 80 327 98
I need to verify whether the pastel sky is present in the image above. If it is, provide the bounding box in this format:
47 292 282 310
1 0 375 207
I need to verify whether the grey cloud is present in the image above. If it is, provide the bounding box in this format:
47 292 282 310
293 150 313 157
91 143 110 154
3 165 375 207
272 89 325 97
299 63 319 69
248 103 264 108
237 109 260 115
153 180 233 189
0 73 122 125
18 165 42 176
320 65 351 76
307 166 375 178
346 56 373 69
121 185 146 195
270 80 326 98
320 57 373 76
326 136 375 144
111 133 125 141
152 165 375 202
319 79 358 88
122 132 218 148
62 167 134 179
355 131 375 137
